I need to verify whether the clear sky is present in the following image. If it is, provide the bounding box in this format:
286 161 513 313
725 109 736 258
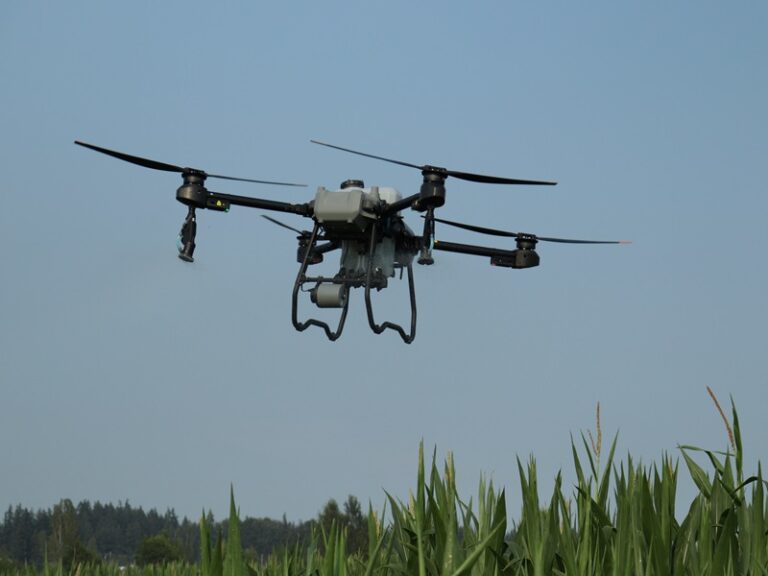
2 2 766 523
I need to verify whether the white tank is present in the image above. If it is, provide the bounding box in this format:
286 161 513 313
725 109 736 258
313 185 403 229
374 186 401 205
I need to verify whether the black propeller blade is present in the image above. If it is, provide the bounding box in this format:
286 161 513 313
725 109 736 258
261 215 313 238
74 141 306 186
310 140 556 186
431 216 631 245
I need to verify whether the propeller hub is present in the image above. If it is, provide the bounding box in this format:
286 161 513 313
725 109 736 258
340 179 364 189
421 165 448 177
183 167 207 178
515 235 538 251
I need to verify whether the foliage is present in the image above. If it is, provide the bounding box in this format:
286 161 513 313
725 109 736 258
316 496 368 555
48 500 79 564
2 393 767 575
0 554 19 574
135 534 183 566
61 541 100 571
218 396 767 575
0 500 308 567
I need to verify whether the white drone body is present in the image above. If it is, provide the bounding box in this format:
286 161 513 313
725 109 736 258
313 183 415 280
74 138 626 345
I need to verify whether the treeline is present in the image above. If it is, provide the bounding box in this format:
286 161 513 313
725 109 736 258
0 495 365 568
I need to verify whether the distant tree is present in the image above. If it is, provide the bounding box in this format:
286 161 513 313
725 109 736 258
318 499 343 537
45 499 103 569
177 517 199 561
4 505 37 563
0 498 315 567
315 496 368 555
240 517 305 560
49 499 79 562
135 534 183 566
342 496 367 555
93 507 122 559
61 540 99 570
0 554 19 573
76 501 95 549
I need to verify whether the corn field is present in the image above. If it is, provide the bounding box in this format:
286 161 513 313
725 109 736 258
4 398 766 575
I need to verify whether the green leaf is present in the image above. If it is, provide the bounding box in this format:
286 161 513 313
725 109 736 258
447 519 505 576
679 446 713 499
223 486 244 576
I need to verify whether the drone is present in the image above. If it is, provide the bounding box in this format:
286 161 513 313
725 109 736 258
74 139 629 344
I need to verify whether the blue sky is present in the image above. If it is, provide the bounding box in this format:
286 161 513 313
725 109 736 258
2 2 766 522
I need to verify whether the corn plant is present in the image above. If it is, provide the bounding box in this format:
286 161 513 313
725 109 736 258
6 395 767 576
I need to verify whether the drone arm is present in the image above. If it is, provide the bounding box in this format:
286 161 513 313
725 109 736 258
380 193 421 216
431 239 516 259
208 191 313 217
432 239 540 269
313 240 341 254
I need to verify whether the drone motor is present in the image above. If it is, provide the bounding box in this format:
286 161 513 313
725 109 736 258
491 236 540 269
